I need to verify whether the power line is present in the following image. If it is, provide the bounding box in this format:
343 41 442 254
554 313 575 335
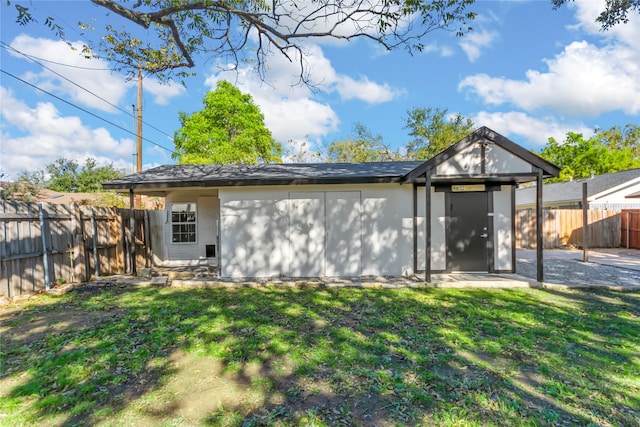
0 41 176 141
1 68 177 156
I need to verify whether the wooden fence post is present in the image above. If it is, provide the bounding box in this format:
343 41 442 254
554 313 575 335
38 203 51 290
90 209 100 278
144 210 152 268
627 211 630 249
72 204 86 283
582 182 589 262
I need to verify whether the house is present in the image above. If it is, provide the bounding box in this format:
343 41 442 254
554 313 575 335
516 169 640 210
103 127 559 281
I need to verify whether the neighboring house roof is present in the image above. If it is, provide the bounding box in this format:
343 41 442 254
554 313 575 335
516 168 640 208
36 189 100 204
103 126 560 192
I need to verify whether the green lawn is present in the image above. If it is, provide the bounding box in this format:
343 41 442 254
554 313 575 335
1 285 638 426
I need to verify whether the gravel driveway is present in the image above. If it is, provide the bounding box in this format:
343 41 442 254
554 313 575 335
516 249 640 288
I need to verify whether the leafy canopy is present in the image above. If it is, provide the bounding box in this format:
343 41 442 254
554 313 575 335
1 158 124 201
538 127 640 182
327 123 401 163
552 0 640 30
8 0 477 81
9 1 635 82
404 107 475 160
173 80 282 164
46 157 125 192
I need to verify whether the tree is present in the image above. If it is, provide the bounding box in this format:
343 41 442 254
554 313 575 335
46 158 80 192
0 170 45 202
9 0 476 81
327 122 401 163
173 81 282 164
45 157 124 192
404 107 475 160
538 130 640 182
594 124 640 159
552 0 639 30
77 158 126 192
285 140 326 163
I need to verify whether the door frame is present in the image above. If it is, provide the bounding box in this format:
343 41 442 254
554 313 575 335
443 189 495 273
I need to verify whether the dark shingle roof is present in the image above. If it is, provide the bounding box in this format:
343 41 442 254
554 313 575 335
104 127 562 192
516 168 640 206
103 161 424 190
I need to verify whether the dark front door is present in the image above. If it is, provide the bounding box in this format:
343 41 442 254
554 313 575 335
447 192 489 272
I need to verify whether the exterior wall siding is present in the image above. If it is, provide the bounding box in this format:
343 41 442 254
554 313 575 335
416 188 446 271
163 190 219 264
485 145 533 174
493 185 513 271
219 184 415 278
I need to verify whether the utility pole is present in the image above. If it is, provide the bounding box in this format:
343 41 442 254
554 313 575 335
135 65 143 209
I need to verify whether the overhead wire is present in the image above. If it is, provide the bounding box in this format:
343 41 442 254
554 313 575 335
1 68 177 156
0 41 176 142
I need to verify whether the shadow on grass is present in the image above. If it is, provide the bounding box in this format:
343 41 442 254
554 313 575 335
1 284 638 425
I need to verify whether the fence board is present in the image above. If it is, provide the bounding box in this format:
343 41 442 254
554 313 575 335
1 202 150 298
621 209 640 249
516 209 621 249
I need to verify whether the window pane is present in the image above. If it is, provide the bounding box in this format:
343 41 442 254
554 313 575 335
171 203 197 243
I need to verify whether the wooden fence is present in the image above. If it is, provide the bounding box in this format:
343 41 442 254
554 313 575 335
621 209 640 249
1 201 152 298
515 209 621 249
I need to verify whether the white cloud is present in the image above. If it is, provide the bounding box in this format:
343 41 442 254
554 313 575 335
459 29 498 62
472 111 593 148
8 35 185 111
144 79 186 105
459 40 640 117
458 2 640 117
335 75 400 103
9 35 129 113
0 86 134 179
206 44 400 143
571 0 640 50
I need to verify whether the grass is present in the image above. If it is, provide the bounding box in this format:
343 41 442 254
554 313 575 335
0 285 639 426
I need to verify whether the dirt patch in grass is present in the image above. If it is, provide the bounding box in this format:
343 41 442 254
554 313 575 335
0 305 125 349
0 287 638 426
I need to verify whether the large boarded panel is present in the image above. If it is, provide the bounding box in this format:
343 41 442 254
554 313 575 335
220 191 289 277
289 192 325 277
325 192 362 277
416 188 446 271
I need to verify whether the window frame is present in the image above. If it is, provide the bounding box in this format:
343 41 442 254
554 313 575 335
170 202 197 244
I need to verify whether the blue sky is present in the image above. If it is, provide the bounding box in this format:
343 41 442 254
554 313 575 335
1 0 639 180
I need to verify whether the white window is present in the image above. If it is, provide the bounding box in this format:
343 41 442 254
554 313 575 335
171 203 197 243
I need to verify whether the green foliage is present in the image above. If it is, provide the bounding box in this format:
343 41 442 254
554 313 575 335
404 107 475 160
0 170 45 201
1 287 639 425
45 157 124 192
46 158 80 192
538 129 640 182
594 124 640 158
6 0 476 81
173 81 282 165
327 123 401 163
285 140 326 163
552 0 640 30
